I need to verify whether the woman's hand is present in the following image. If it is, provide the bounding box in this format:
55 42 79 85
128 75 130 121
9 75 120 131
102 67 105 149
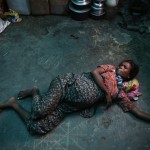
91 66 113 109
105 93 112 109
130 107 150 122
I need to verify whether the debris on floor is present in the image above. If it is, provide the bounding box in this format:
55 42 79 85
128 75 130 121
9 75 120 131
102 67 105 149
0 18 10 33
118 0 150 34
3 9 22 23
0 8 22 33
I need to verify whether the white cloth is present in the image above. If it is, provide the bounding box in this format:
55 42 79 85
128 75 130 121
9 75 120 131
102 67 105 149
0 18 10 33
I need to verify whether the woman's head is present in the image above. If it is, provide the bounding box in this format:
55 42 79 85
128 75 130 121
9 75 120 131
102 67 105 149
117 60 139 80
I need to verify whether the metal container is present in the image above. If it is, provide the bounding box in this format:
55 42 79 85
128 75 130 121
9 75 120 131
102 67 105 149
92 0 104 8
71 0 91 6
69 2 90 21
91 6 105 16
71 0 91 10
90 0 105 18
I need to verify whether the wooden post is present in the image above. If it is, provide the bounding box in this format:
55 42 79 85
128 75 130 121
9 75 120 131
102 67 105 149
30 0 50 15
49 0 69 15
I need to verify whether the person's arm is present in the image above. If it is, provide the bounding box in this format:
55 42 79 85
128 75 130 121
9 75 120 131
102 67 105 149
91 66 112 108
118 90 150 122
130 107 150 122
91 67 109 94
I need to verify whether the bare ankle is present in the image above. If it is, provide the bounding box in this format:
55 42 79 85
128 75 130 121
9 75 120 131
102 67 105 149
7 97 18 108
32 87 39 95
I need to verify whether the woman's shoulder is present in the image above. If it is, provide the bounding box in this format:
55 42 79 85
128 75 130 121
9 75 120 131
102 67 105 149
98 64 116 72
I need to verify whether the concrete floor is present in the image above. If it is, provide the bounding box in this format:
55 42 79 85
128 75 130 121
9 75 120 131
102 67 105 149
0 14 150 150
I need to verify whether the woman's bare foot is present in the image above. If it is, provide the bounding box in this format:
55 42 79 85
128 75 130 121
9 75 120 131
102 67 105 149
0 97 18 110
18 87 39 100
1 97 31 122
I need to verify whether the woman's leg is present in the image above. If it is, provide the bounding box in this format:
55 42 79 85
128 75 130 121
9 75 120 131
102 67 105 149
27 104 66 135
18 77 64 120
31 77 63 119
0 97 31 122
0 97 66 134
18 87 39 100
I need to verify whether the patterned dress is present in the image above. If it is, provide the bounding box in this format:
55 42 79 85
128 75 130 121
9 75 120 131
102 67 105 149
26 72 104 134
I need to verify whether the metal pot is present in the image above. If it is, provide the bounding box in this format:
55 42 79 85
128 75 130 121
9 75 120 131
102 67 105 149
71 0 91 6
92 0 105 8
71 0 91 10
90 0 105 18
69 2 90 21
91 7 105 16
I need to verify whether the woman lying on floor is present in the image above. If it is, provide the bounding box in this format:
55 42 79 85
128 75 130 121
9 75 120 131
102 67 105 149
0 60 150 134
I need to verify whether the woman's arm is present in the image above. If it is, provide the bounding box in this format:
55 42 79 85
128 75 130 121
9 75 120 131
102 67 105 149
130 107 150 122
91 67 109 94
91 67 112 108
118 91 150 122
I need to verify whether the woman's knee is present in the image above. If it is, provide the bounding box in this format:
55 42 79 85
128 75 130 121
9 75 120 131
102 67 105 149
32 87 40 96
27 121 54 135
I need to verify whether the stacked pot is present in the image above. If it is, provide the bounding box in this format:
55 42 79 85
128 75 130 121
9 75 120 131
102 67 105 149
90 0 105 18
69 0 91 21
69 0 106 20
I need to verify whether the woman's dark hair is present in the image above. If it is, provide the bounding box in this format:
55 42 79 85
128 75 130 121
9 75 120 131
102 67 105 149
119 60 139 80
